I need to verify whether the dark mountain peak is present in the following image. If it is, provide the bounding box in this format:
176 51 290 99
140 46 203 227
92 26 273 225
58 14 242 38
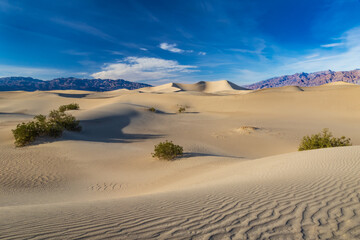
0 77 151 91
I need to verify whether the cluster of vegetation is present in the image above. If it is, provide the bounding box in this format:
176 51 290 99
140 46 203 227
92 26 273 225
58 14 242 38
178 106 186 113
148 107 156 112
152 140 183 160
12 104 81 147
298 128 352 151
58 103 79 112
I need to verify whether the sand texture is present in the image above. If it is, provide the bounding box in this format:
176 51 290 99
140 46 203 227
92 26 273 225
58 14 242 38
1 81 360 239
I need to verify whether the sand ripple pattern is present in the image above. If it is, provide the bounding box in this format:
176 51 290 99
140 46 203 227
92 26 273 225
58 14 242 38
1 147 360 239
0 146 74 191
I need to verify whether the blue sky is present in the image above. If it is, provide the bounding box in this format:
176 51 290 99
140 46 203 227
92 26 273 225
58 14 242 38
1 0 360 85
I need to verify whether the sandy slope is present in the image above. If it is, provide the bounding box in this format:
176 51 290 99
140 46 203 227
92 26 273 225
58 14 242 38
140 80 249 93
1 82 360 239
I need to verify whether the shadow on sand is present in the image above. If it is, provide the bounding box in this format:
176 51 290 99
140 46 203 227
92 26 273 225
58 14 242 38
31 110 163 145
182 152 243 159
56 93 90 98
64 110 163 143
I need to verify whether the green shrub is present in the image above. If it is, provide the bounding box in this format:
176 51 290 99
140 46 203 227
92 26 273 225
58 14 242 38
48 110 81 131
58 103 80 112
149 107 156 112
44 121 64 137
178 107 186 113
12 106 81 147
12 121 41 147
152 140 183 160
298 128 351 151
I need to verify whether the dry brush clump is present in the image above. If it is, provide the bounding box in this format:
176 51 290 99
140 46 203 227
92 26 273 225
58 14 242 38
58 103 80 112
12 104 81 147
178 106 186 113
152 140 183 160
148 107 156 112
298 128 351 151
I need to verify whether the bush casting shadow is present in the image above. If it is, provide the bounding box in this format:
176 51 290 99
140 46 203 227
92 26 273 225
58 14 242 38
152 140 183 160
12 105 81 147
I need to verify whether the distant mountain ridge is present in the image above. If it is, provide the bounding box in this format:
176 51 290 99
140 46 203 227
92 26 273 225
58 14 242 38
245 69 360 89
0 77 151 91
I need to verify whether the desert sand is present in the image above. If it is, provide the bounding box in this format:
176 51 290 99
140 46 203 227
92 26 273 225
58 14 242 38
1 80 360 239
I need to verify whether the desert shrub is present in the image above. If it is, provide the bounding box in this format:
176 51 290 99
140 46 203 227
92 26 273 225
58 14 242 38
152 140 183 160
34 114 47 123
58 103 80 112
298 128 352 151
48 110 81 131
149 107 156 112
44 121 64 137
12 106 81 147
12 121 41 147
178 107 186 113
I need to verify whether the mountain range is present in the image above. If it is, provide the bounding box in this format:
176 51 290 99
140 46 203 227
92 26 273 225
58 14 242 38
0 77 151 91
245 69 360 89
2 69 360 91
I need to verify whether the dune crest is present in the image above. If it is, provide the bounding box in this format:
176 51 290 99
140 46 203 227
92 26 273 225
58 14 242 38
322 81 358 86
141 80 249 93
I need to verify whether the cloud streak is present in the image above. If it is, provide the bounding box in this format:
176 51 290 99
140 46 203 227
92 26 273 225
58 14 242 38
320 43 344 48
0 64 64 79
160 43 185 53
284 27 360 72
159 42 195 54
52 18 115 42
91 57 197 82
237 27 360 83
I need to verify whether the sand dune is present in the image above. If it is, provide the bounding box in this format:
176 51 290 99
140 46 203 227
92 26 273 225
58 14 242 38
323 81 357 86
255 85 304 93
1 82 360 239
1 147 360 239
140 80 249 93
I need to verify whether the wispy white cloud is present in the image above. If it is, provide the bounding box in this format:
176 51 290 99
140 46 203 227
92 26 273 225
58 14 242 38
238 27 360 84
160 43 184 53
320 42 344 48
52 18 115 42
304 53 320 59
91 57 197 82
0 0 21 12
159 42 207 56
283 27 360 73
159 42 195 54
230 48 259 54
0 64 64 79
107 50 123 55
62 49 91 56
140 47 148 51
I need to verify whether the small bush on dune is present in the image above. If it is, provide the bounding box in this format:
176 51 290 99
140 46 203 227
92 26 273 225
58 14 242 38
58 103 80 112
12 104 81 147
152 140 183 160
148 107 156 112
178 107 186 113
298 128 351 151
12 121 41 147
